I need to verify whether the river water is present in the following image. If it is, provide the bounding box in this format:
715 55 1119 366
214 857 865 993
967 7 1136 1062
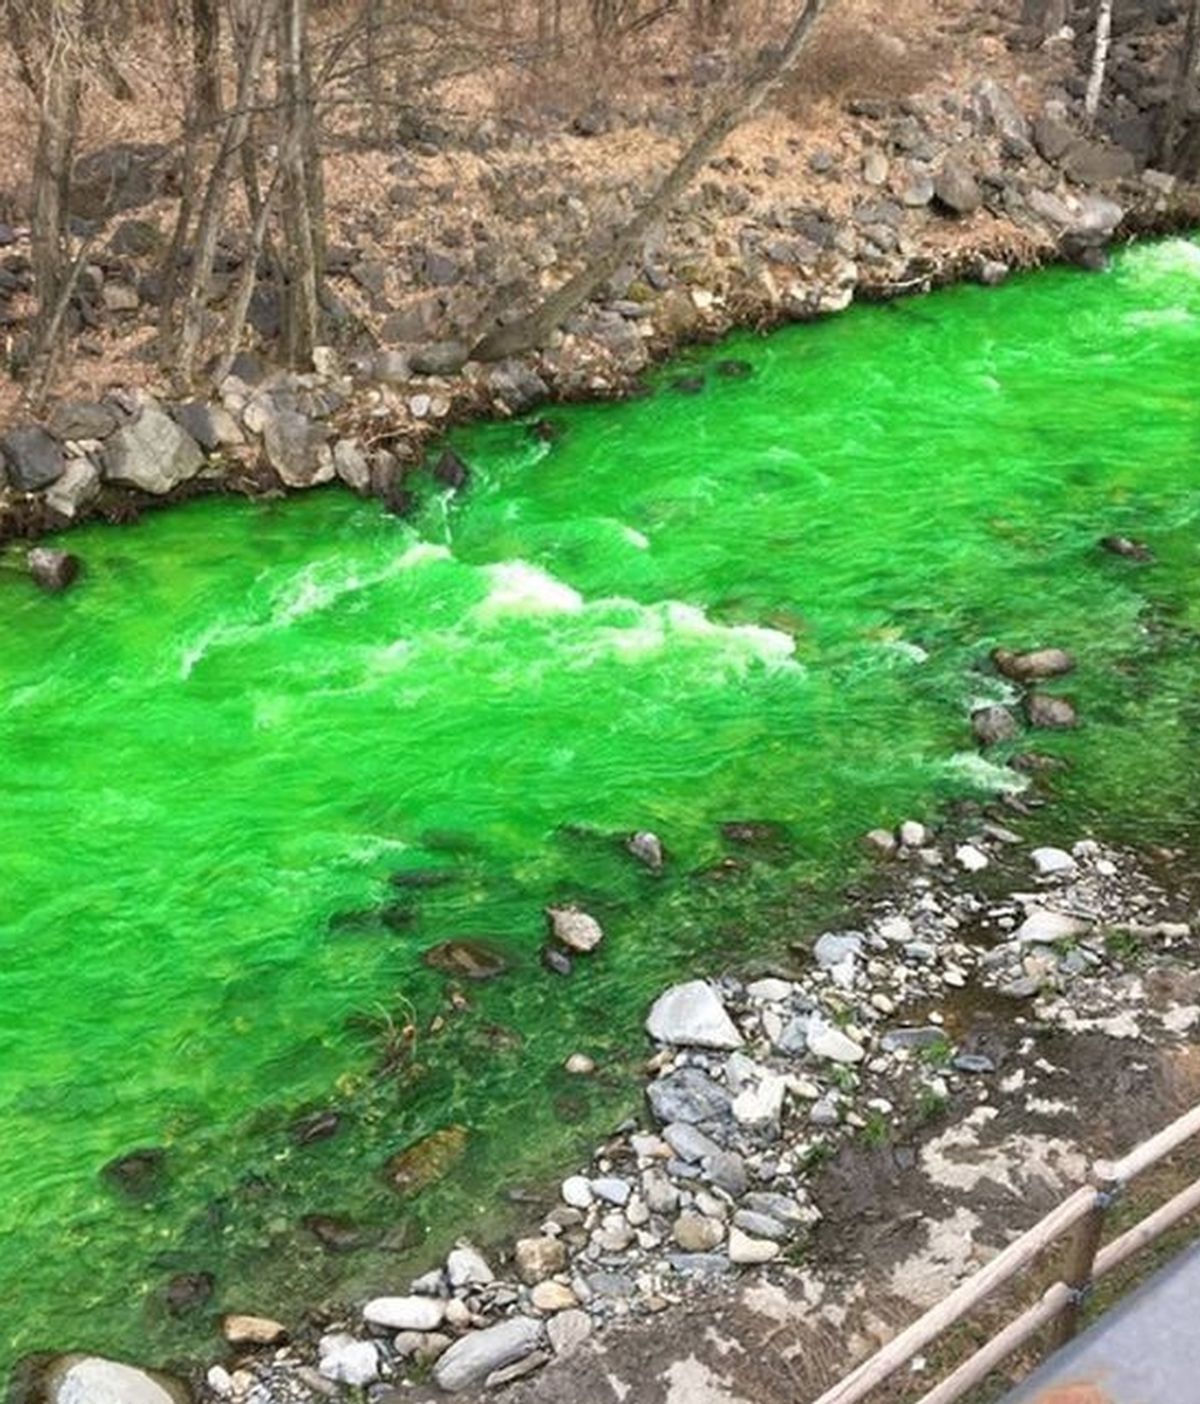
2 238 1199 1373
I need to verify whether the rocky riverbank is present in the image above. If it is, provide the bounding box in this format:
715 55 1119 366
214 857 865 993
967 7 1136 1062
17 798 1199 1404
3 29 1200 571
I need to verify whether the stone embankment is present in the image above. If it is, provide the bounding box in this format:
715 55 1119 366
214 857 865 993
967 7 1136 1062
3 66 1198 575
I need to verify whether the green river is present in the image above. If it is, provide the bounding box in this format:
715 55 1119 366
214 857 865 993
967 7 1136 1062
2 237 1199 1375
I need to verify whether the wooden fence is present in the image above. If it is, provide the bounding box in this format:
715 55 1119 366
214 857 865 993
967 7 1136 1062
810 1102 1200 1404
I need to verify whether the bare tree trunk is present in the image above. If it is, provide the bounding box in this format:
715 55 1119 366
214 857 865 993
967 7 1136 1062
191 0 222 125
1162 0 1200 167
174 0 276 385
30 4 82 350
277 0 323 366
1084 0 1113 121
472 0 833 361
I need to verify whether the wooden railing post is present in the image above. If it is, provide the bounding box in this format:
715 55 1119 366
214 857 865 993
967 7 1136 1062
1050 1175 1119 1348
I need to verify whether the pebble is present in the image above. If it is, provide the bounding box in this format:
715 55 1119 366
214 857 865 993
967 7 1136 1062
728 1227 781 1264
318 1334 379 1386
531 1280 578 1312
733 1210 789 1241
447 1244 494 1287
1016 909 1091 944
221 1314 287 1346
672 1211 725 1252
547 1308 593 1357
899 820 927 847
591 1176 632 1206
807 1017 865 1063
565 1052 596 1074
956 844 989 872
561 1174 594 1208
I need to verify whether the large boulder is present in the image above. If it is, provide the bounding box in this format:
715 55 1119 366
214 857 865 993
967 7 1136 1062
974 79 1030 151
933 156 982 215
102 401 204 495
1062 140 1137 187
14 1354 190 1404
646 981 743 1050
72 142 176 220
1 426 65 491
171 401 244 453
260 408 334 489
433 1318 545 1393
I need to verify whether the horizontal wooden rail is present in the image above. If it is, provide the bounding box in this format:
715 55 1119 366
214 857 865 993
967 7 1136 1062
809 1188 1097 1404
809 1101 1200 1404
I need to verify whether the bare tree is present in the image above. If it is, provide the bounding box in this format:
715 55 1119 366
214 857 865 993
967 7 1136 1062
1163 0 1200 168
1084 0 1113 121
472 0 833 360
191 0 221 125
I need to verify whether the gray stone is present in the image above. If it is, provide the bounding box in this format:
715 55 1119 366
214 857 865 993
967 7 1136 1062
975 79 1030 150
1025 692 1078 729
172 401 244 453
41 1356 189 1404
546 1308 592 1358
47 401 118 442
1063 140 1136 187
591 1176 631 1207
743 1191 805 1225
705 1149 748 1198
44 459 101 520
446 1244 494 1287
409 340 468 376
27 547 81 593
1 425 65 490
433 1318 544 1393
261 408 334 489
972 704 1020 746
863 150 889 186
333 438 371 494
663 1122 723 1163
775 1013 813 1055
101 282 140 313
934 156 982 214
1033 114 1076 163
646 980 743 1050
668 1252 733 1278
102 401 204 495
485 360 549 414
1032 846 1077 876
647 1067 731 1125
733 1209 789 1241
992 646 1075 682
953 1053 997 1075
627 829 665 871
317 1334 379 1386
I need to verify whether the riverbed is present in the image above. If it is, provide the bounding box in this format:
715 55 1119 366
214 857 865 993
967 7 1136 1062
2 237 1198 1374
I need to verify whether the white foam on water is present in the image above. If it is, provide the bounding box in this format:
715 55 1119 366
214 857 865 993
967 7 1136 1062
618 523 650 549
879 639 930 665
579 596 798 672
1123 306 1195 329
475 561 585 618
397 541 453 569
1125 238 1200 281
942 751 1029 795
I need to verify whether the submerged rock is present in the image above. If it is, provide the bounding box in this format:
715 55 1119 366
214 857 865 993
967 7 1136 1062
432 449 471 491
27 548 81 594
301 1212 363 1252
422 939 508 981
992 647 1075 682
101 1146 167 1199
972 704 1020 746
646 980 743 1050
546 905 603 954
719 819 790 849
1025 693 1078 729
627 829 665 872
164 1272 214 1317
385 1126 468 1195
715 358 753 379
290 1108 342 1145
541 945 573 976
1100 534 1154 563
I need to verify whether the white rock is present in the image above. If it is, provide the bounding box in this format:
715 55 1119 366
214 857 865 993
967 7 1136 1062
363 1295 445 1331
1016 909 1091 944
446 1244 494 1287
591 1176 631 1206
1032 846 1077 876
318 1334 379 1386
564 1053 596 1075
205 1366 234 1399
746 977 793 1001
899 820 927 847
956 844 989 872
645 980 743 1050
732 1073 787 1129
806 1017 865 1064
561 1175 594 1209
728 1227 781 1264
43 1358 187 1404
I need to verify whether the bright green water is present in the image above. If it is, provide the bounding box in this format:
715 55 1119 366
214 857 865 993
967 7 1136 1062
3 238 1200 1374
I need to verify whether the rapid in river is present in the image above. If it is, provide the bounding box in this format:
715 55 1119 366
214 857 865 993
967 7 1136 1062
2 237 1198 1372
